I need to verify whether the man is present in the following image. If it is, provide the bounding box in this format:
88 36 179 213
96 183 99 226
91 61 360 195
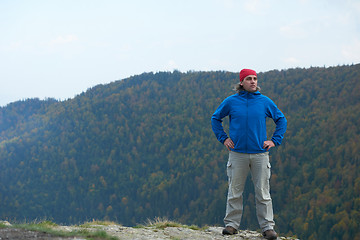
211 69 287 240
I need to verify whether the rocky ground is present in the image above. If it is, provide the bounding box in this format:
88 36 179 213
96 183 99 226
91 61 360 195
0 221 299 240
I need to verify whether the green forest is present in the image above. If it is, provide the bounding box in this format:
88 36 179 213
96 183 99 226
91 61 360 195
0 65 359 240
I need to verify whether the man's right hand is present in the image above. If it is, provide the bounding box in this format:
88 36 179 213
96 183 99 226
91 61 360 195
224 138 234 151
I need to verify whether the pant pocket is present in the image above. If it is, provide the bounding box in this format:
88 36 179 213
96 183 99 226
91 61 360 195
227 161 232 178
266 162 271 179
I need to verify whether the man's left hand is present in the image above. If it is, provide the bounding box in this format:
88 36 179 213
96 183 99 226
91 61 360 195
263 140 275 151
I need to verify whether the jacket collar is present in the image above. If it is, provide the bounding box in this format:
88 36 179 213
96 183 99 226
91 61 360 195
239 90 261 96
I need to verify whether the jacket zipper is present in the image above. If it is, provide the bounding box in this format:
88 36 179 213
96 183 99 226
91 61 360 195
246 92 249 152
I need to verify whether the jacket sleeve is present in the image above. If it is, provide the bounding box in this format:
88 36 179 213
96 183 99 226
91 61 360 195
211 98 230 144
266 99 287 146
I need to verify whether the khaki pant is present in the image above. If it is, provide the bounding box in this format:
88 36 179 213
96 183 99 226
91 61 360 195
224 151 275 232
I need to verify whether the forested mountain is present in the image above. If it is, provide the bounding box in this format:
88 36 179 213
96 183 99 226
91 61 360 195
1 65 359 240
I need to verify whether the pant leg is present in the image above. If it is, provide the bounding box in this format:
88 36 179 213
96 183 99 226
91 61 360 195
249 152 275 232
224 151 250 229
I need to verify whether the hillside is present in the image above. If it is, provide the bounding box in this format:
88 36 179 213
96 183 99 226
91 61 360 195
1 65 360 240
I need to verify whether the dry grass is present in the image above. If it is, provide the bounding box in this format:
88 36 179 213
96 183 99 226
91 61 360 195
80 220 119 228
144 217 200 230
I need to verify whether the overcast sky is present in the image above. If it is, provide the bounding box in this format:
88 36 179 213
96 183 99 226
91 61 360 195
1 0 359 106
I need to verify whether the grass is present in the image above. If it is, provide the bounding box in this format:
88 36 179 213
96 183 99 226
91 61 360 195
80 220 119 228
1 218 205 240
9 220 119 240
0 223 7 228
141 216 201 231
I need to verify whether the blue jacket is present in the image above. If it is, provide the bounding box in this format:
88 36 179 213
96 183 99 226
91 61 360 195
211 91 287 153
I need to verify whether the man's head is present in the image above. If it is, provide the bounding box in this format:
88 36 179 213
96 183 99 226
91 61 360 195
239 69 258 92
239 69 257 82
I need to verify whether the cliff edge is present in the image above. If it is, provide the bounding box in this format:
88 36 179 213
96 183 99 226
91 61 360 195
0 220 299 240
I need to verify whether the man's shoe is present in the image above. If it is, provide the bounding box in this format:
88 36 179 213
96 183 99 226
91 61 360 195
262 229 278 240
222 226 238 235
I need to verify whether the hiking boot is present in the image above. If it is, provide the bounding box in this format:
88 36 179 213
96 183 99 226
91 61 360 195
222 226 238 235
262 229 278 240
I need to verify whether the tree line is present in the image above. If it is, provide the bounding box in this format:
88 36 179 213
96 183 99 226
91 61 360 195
0 65 359 239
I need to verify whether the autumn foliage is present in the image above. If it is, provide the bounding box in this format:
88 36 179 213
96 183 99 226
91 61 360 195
0 65 359 240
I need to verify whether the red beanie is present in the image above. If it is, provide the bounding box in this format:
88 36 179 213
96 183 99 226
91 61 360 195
239 69 257 82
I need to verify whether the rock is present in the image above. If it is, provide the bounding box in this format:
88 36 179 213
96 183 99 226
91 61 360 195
56 224 299 240
0 221 299 240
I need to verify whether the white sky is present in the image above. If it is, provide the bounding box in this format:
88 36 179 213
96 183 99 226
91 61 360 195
1 0 360 106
